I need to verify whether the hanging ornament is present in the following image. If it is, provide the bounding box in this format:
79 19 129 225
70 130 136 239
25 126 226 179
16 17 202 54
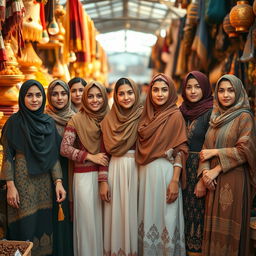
223 13 239 38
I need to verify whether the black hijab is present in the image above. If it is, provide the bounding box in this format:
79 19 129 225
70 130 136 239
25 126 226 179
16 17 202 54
1 80 59 175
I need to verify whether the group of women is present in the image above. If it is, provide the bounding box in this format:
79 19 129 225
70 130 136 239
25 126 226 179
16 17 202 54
0 71 255 256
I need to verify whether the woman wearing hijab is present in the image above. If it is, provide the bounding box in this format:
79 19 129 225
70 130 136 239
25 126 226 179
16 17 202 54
101 77 143 255
46 79 74 256
198 74 256 256
179 71 213 256
68 77 87 113
60 81 109 256
136 73 188 255
0 80 66 256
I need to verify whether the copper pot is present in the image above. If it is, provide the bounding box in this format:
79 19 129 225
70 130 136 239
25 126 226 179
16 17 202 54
223 14 239 37
230 1 255 33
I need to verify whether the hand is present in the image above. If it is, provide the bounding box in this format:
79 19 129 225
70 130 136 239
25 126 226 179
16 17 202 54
87 153 109 166
55 182 66 203
202 169 220 186
99 182 111 202
200 149 218 162
7 182 20 208
166 180 179 204
194 178 206 198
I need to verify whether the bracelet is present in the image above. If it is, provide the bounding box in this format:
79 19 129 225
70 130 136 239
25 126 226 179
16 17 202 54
54 179 62 185
171 180 179 184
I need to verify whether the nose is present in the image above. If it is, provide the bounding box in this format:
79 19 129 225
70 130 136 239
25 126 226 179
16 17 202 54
157 90 162 96
191 87 195 93
57 93 62 100
32 95 37 102
223 90 228 97
124 93 128 100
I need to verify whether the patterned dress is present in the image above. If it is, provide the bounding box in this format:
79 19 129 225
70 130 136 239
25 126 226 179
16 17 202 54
182 109 211 256
0 136 62 256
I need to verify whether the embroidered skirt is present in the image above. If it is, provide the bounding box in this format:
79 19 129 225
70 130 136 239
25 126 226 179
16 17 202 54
104 150 138 256
73 172 103 256
138 158 186 256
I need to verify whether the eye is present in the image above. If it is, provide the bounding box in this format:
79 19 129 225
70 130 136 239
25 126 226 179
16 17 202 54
186 85 192 90
152 88 158 92
128 90 134 95
61 91 68 96
118 92 124 96
162 87 168 92
52 92 58 97
36 93 42 98
96 93 103 99
79 88 84 92
87 94 93 99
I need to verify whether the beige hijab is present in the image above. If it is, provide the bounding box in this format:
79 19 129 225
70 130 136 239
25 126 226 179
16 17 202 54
101 78 143 156
135 73 188 188
46 79 75 136
68 81 109 154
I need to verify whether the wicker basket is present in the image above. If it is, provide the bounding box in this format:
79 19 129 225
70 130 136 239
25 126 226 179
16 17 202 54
0 240 33 256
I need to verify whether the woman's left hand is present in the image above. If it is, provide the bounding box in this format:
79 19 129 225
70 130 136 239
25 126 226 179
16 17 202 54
166 180 179 204
202 169 219 186
55 182 66 203
100 182 111 202
200 149 218 162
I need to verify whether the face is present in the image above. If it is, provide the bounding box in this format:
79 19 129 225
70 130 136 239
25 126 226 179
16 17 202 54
70 82 84 106
185 78 203 103
87 86 104 112
217 80 236 108
116 84 136 109
50 85 68 110
151 81 169 106
24 85 43 111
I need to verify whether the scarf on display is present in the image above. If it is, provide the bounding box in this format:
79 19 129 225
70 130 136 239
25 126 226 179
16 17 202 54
46 79 74 136
68 81 109 154
180 70 213 121
101 78 143 156
135 73 188 188
1 79 59 175
0 0 24 69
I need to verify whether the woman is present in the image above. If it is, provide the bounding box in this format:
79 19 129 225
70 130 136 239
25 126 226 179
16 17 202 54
198 74 256 256
179 71 213 256
60 81 109 256
0 80 66 256
101 77 143 255
68 77 87 112
136 73 188 255
46 79 74 256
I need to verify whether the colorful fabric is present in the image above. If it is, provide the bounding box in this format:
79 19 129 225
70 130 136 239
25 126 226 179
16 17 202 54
180 71 213 121
68 81 109 155
135 73 188 188
1 80 59 176
101 78 143 156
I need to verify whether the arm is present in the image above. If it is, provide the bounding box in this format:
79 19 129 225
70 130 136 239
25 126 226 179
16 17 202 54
0 136 20 208
60 126 88 163
51 160 66 203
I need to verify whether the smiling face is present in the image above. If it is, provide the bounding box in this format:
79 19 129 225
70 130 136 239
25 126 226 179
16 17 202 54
87 86 104 112
70 82 84 107
116 83 135 109
50 85 68 110
217 80 236 108
24 85 43 111
151 80 169 106
185 78 203 103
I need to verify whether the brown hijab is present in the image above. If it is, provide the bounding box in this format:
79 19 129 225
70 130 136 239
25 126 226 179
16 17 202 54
101 78 143 156
46 79 75 136
135 73 188 188
68 81 109 154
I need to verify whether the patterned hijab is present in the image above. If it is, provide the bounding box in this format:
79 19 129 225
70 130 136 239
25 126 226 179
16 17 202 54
180 71 213 121
210 74 252 128
135 73 188 188
68 81 109 154
1 80 59 175
101 78 143 156
46 79 74 136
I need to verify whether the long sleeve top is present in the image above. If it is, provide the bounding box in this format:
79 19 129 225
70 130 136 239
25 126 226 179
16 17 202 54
60 125 108 182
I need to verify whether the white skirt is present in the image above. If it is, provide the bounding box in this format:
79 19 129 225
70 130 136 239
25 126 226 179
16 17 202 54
104 150 138 255
138 158 185 256
73 172 103 256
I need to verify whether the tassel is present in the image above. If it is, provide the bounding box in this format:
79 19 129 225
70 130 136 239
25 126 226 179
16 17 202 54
58 204 65 221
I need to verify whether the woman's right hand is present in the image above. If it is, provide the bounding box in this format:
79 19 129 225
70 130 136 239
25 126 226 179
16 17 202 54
194 178 206 198
87 153 109 166
7 181 20 208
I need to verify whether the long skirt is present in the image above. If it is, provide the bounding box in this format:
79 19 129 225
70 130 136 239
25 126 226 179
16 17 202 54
73 172 103 256
104 150 138 256
138 158 186 256
182 153 205 256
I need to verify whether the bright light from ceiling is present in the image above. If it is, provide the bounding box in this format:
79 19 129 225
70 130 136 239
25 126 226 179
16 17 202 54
96 30 157 55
